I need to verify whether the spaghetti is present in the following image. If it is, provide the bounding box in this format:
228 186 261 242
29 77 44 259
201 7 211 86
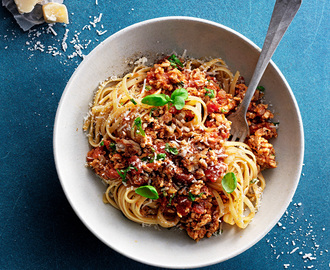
83 54 277 241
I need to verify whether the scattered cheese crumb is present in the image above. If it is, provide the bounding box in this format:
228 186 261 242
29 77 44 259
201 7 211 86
290 247 299 254
96 30 107 36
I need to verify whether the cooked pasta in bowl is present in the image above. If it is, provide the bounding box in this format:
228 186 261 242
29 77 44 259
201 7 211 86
54 17 304 268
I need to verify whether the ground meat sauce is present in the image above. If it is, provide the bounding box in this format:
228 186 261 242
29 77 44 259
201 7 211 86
86 57 277 241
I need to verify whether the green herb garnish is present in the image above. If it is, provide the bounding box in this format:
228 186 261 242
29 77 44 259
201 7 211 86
177 81 185 87
221 172 237 194
100 141 104 146
145 85 152 91
133 117 146 137
109 142 116 151
116 166 138 182
141 88 188 110
142 153 166 163
250 178 258 184
167 194 175 206
257 86 265 92
156 153 166 161
168 54 184 69
188 192 196 202
165 143 178 155
135 185 159 200
130 98 137 105
141 156 151 162
205 88 215 99
149 108 157 117
188 192 204 202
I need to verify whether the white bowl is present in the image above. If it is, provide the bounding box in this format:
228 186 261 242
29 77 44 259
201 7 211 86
53 16 304 268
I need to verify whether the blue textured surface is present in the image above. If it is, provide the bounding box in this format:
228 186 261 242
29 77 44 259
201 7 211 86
0 1 329 269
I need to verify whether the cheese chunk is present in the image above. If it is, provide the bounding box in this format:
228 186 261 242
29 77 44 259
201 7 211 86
42 3 69 24
14 0 40 14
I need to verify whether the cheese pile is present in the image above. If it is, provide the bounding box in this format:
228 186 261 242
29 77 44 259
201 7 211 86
42 2 69 24
14 0 69 24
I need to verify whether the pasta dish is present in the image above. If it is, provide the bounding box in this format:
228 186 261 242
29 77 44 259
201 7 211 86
83 54 277 241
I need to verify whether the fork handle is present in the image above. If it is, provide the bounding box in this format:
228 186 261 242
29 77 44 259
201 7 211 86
238 0 302 113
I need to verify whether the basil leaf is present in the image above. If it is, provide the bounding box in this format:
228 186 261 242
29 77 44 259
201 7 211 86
171 88 188 100
221 172 237 193
141 94 170 107
165 95 172 102
142 89 188 111
135 185 159 200
205 88 215 99
100 141 104 146
173 96 186 110
133 117 146 137
170 88 188 110
165 143 178 155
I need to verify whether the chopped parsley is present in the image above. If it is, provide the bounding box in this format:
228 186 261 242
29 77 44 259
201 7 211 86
130 98 137 105
168 54 184 69
257 86 265 92
188 191 204 202
116 166 138 182
177 81 185 87
109 142 116 151
141 153 166 163
133 117 146 137
156 153 166 161
167 194 175 206
165 143 178 155
205 88 215 99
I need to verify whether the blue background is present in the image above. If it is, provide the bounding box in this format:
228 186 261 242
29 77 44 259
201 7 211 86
0 0 329 269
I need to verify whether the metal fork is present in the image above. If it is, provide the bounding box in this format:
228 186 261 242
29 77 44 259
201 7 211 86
228 0 302 142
